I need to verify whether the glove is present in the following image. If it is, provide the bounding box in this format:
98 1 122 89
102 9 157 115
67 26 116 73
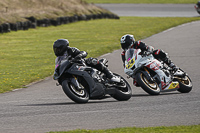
142 46 153 56
143 51 151 56
71 55 82 62
75 55 82 60
146 46 154 52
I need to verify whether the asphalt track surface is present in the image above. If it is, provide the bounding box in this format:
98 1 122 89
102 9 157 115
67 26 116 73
96 4 199 17
0 4 200 133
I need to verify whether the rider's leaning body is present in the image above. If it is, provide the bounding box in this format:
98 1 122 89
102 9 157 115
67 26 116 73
53 39 120 82
120 34 178 86
120 34 177 70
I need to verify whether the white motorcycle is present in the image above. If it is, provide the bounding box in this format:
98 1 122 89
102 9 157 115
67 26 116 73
124 48 192 95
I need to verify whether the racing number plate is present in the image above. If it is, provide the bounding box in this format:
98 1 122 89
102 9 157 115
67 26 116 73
126 58 135 69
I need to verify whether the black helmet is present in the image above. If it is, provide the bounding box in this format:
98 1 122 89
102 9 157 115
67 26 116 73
120 34 135 50
53 39 69 56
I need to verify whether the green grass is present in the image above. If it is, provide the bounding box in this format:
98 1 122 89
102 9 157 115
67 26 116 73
0 0 111 24
1 17 200 93
84 0 197 4
48 125 200 133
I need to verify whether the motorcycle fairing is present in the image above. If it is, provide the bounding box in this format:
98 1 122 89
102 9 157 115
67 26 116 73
124 48 142 76
145 59 161 71
126 58 135 69
168 82 180 90
53 59 72 80
162 81 180 91
66 64 105 98
125 48 177 91
145 61 171 89
145 59 178 91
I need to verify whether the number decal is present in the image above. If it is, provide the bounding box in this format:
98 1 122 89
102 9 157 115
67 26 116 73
126 58 135 69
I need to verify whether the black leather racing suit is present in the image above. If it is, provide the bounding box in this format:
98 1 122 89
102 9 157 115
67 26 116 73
55 46 114 79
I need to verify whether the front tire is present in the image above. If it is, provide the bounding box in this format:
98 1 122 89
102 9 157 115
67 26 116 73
111 74 132 101
136 72 160 95
62 80 89 103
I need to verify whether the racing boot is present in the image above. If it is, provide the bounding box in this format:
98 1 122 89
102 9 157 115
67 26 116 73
169 62 179 72
86 57 121 83
164 58 178 72
102 67 121 83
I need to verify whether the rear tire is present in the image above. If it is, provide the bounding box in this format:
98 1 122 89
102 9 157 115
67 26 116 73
111 74 132 101
136 72 160 95
175 75 192 93
62 80 89 103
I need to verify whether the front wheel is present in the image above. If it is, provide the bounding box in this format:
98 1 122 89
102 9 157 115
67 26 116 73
62 80 89 103
111 74 132 101
136 72 160 95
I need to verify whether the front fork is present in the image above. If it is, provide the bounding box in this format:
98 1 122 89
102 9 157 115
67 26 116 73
142 67 154 83
56 75 82 90
70 76 82 90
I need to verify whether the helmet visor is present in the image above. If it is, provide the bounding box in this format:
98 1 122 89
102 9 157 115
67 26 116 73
53 47 63 56
121 41 131 50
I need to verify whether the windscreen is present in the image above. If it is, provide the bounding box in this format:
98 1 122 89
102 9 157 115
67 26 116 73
125 48 135 62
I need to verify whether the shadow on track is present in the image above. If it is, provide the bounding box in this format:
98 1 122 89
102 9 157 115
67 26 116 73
19 92 182 107
18 98 119 106
131 92 182 97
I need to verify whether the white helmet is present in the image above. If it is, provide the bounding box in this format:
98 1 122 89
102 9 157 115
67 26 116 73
120 34 135 50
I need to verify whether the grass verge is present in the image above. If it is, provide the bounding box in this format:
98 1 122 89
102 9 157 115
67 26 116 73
85 0 197 4
48 125 200 133
0 0 113 24
1 17 200 93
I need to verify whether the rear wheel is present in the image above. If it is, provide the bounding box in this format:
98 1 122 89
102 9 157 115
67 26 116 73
136 72 160 95
111 74 132 101
62 80 89 103
175 75 192 93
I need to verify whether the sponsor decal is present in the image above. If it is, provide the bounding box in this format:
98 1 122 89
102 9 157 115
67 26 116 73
168 82 180 89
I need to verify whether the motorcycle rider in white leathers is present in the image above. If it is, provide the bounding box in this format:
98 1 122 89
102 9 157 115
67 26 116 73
120 34 178 86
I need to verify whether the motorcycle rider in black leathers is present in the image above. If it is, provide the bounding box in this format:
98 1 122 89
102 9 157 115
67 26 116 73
53 39 120 83
120 34 178 86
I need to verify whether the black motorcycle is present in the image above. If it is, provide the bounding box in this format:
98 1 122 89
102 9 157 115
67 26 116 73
53 56 132 103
